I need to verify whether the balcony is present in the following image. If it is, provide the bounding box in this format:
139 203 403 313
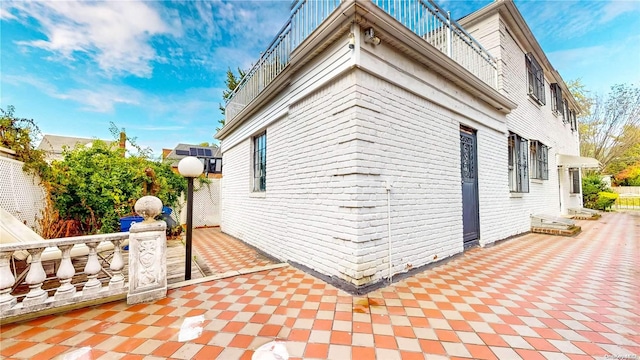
224 0 498 124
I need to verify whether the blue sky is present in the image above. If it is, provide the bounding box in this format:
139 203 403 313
2 0 639 158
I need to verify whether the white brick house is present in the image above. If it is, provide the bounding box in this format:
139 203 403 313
215 0 596 292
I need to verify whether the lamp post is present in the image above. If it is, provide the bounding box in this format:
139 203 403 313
177 156 204 281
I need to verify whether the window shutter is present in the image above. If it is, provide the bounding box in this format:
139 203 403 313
551 83 563 115
542 145 548 180
518 137 529 192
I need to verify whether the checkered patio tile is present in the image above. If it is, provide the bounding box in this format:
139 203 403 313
1 212 638 359
192 227 278 275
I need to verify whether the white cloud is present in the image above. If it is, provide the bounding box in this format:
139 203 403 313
6 1 179 77
0 7 16 20
601 0 640 23
3 74 142 112
171 0 290 72
518 0 640 41
547 35 640 92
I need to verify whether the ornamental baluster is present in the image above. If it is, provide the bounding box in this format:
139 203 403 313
82 242 102 295
109 239 125 289
23 247 48 306
0 251 17 310
54 244 76 300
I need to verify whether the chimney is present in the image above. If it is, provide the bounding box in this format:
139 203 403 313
119 131 126 156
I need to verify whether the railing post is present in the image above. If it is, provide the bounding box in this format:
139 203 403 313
82 242 102 295
55 244 76 300
0 251 17 310
109 239 125 290
446 11 453 58
23 247 48 306
128 196 167 305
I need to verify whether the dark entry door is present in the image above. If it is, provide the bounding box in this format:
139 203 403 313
460 127 479 247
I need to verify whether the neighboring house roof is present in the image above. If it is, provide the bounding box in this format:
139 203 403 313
163 143 221 168
37 135 113 161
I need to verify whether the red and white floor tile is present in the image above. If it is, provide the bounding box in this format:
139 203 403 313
1 212 638 359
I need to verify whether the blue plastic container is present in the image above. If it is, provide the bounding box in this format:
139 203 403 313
120 216 144 232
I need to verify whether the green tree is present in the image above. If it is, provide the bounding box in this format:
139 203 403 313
566 79 593 117
0 106 48 176
570 83 640 170
605 126 640 175
48 140 187 234
218 67 246 132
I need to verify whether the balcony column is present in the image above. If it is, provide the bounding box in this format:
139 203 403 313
22 247 48 306
446 11 453 57
54 244 76 300
82 241 102 295
0 251 17 310
109 239 125 290
127 196 167 305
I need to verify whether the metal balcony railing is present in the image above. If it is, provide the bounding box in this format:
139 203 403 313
224 0 342 122
372 0 498 88
224 0 498 124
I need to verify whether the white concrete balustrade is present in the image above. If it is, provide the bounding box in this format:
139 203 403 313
0 196 168 322
0 233 129 318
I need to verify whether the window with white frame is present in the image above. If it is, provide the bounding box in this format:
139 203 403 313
508 132 529 193
562 100 570 124
252 131 266 192
526 53 545 105
570 110 577 131
530 141 549 180
569 168 580 194
550 83 563 115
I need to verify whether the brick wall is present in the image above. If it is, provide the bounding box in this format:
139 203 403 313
221 72 365 283
220 16 581 288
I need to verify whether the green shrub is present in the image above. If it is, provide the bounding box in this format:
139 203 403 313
582 174 610 209
595 192 618 211
47 141 186 234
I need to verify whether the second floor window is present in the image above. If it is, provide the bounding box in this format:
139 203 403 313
508 132 529 193
550 83 563 115
253 131 266 192
530 141 549 180
526 53 545 105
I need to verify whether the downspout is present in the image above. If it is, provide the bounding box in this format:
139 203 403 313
386 181 392 283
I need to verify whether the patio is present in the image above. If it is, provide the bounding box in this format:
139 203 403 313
1 212 638 359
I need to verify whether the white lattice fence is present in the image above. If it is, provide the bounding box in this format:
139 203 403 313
178 179 221 227
0 157 46 231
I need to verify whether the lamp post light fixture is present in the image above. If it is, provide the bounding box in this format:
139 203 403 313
177 156 204 281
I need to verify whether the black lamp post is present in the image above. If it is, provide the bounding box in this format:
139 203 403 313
177 156 204 281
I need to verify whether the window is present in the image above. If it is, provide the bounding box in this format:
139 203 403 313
562 100 570 124
550 83 563 115
252 131 266 192
526 53 545 105
569 168 580 194
569 110 577 131
508 132 529 193
530 141 549 180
